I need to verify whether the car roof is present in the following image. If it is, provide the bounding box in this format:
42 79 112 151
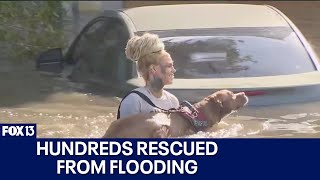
122 4 290 32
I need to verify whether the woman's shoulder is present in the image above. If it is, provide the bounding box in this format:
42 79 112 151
134 87 148 94
122 88 145 103
163 89 179 103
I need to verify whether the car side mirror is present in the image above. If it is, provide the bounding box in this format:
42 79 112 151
35 48 64 73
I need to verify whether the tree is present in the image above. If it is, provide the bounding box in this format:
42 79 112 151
0 1 67 62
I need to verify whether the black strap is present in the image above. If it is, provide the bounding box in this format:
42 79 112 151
131 91 156 107
117 90 167 119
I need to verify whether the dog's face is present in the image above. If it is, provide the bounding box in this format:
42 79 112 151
200 90 249 126
214 90 249 111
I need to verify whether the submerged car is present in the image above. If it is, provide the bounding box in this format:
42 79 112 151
37 4 320 135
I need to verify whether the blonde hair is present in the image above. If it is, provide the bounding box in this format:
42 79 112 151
125 33 168 81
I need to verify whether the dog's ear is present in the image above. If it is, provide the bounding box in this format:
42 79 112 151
208 94 223 108
202 95 224 125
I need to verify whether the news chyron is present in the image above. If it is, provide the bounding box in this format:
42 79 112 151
0 124 36 138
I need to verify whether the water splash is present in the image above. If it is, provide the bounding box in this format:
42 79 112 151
280 113 308 120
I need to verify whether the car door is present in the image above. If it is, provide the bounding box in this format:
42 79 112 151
68 17 131 87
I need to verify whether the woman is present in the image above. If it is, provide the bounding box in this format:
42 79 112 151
117 33 179 119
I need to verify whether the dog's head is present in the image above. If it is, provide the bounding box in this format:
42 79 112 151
197 89 249 126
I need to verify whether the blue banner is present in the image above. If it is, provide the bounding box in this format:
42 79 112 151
0 124 319 179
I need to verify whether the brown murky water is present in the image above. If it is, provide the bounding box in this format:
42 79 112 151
0 63 120 138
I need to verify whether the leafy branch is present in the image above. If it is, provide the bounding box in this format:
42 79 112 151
0 1 68 62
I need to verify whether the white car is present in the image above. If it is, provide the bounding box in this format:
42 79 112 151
36 4 320 130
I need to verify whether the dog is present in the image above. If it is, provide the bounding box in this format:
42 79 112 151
102 89 248 138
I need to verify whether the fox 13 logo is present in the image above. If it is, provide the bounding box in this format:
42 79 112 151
0 124 36 138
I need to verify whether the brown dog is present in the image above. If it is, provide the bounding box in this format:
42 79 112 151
102 90 248 138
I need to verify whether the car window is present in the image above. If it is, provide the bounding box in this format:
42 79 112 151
72 20 107 63
146 27 316 78
71 18 130 83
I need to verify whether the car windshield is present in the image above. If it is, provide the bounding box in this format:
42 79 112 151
144 27 316 78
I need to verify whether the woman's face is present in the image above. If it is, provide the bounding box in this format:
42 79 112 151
154 53 176 85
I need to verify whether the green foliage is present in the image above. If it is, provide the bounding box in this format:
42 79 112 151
0 1 67 62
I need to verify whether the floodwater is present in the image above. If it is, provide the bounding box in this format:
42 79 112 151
0 63 120 138
1 63 320 138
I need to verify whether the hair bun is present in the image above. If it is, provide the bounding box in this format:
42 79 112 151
125 33 164 62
